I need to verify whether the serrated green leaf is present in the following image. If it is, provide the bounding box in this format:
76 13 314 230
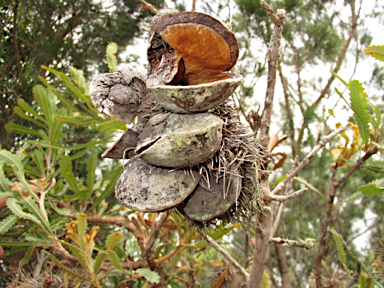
106 42 118 72
42 66 98 117
106 232 122 251
86 154 97 191
331 229 347 271
32 150 45 177
17 98 47 124
50 109 66 144
365 45 384 61
329 228 383 288
77 213 87 253
0 163 12 192
14 106 46 128
348 80 370 146
44 250 91 283
18 195 51 234
93 251 108 275
107 250 122 270
69 66 88 95
0 215 17 235
55 115 99 126
60 156 79 193
90 165 122 209
33 85 56 124
27 140 104 151
38 129 50 143
135 268 160 284
20 245 35 266
6 198 41 226
77 189 92 203
358 183 384 195
97 120 126 132
55 238 88 270
4 123 41 137
294 177 326 203
0 240 47 246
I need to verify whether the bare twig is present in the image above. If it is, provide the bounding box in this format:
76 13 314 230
258 1 286 147
201 233 250 282
138 0 159 14
270 237 315 250
271 125 348 196
142 210 170 260
269 188 308 202
346 263 361 288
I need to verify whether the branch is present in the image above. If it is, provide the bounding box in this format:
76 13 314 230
142 210 170 260
346 263 361 288
271 125 348 196
201 233 250 282
269 188 308 202
258 0 286 147
138 0 159 14
270 237 315 250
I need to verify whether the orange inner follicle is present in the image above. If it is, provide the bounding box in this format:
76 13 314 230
160 23 232 85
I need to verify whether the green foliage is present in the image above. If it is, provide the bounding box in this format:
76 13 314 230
365 45 384 62
106 42 119 73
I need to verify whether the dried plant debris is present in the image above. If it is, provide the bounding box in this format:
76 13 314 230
115 157 201 212
136 113 223 168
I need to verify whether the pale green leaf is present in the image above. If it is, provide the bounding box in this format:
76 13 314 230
5 123 41 137
17 98 47 124
69 66 89 95
358 183 384 196
97 120 127 132
106 42 118 72
27 140 104 151
106 232 122 250
331 229 347 271
294 177 326 203
0 240 47 246
93 251 108 274
365 45 384 61
60 156 79 193
86 154 97 190
32 150 45 176
0 163 12 192
14 107 46 128
329 228 383 288
348 80 370 145
135 268 160 284
55 238 88 270
77 213 87 252
33 85 56 124
90 166 122 209
44 251 91 283
55 115 99 126
6 198 41 226
107 250 122 270
76 189 92 203
0 215 17 235
18 195 51 234
50 108 66 144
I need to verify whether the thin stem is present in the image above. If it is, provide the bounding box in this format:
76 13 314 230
271 125 348 196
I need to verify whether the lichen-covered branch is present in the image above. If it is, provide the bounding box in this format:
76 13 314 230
270 237 315 250
248 2 286 288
